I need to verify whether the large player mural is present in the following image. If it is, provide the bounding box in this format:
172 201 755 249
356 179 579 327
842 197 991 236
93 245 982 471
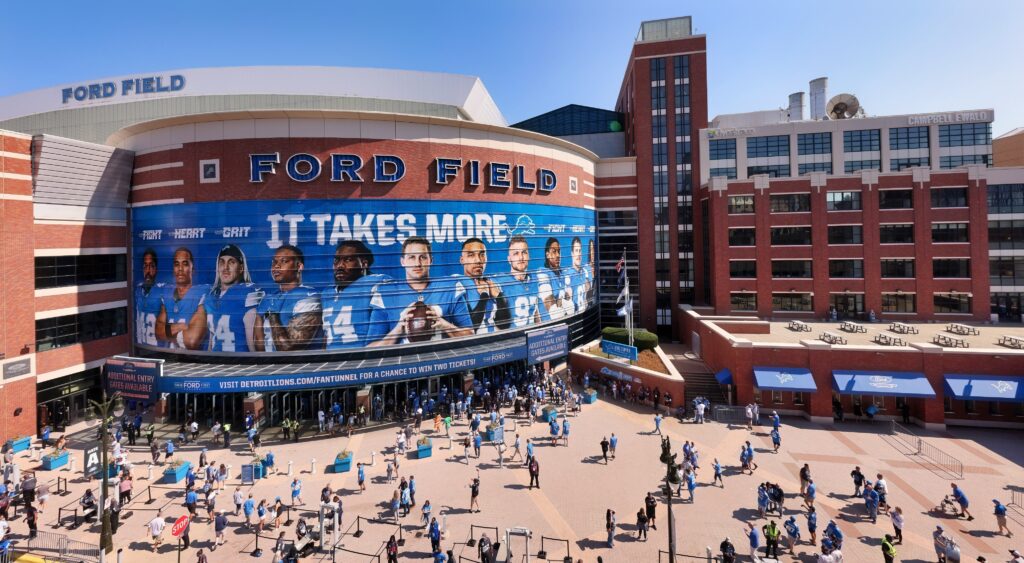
132 199 596 355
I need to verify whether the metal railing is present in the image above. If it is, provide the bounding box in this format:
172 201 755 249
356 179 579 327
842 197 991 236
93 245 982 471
26 531 100 562
658 548 717 562
889 421 964 479
712 406 749 424
1009 487 1024 516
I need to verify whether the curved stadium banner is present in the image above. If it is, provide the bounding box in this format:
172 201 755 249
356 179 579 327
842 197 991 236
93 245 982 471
133 199 596 356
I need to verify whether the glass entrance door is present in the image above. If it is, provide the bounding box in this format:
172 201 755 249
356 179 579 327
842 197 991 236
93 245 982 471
830 293 865 320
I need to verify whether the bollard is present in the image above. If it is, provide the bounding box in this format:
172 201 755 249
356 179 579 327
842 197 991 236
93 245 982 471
227 464 232 482
32 447 41 462
117 547 123 563
311 458 316 475
705 545 712 562
441 512 447 539
370 451 376 466
287 460 293 477
68 454 76 473
147 464 154 481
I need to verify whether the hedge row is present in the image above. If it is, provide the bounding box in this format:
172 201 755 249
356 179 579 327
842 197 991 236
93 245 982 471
601 326 659 351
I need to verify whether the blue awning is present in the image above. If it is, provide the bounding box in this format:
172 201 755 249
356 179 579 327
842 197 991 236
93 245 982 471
944 375 1024 402
715 368 733 385
832 370 936 398
753 367 817 392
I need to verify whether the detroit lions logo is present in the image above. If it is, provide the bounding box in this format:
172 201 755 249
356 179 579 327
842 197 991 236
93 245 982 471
507 214 536 236
991 380 1013 395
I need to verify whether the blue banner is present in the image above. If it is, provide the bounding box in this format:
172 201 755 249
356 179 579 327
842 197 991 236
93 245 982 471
527 324 569 364
600 340 638 361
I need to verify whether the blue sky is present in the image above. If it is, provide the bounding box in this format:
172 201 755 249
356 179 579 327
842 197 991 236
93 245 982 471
1 0 1022 135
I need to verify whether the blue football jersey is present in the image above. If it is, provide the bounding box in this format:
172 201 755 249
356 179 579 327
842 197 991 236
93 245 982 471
321 274 391 349
205 283 261 352
537 266 571 320
377 278 472 343
256 285 323 351
493 272 545 328
569 266 592 314
452 274 497 334
162 285 209 350
135 283 166 347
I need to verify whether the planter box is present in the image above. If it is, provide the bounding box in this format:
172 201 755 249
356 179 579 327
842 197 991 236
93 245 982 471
541 407 558 423
483 427 498 442
333 455 353 473
583 391 598 404
105 464 121 479
163 461 192 484
7 437 30 454
416 441 433 459
41 451 68 470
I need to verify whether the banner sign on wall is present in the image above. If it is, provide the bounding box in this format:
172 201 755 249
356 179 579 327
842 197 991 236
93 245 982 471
600 340 638 361
527 324 569 364
132 199 596 357
104 356 162 401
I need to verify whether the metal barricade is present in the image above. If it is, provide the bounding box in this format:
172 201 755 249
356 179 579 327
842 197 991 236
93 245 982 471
889 421 964 479
712 406 748 424
658 548 718 562
1009 487 1024 516
27 530 100 562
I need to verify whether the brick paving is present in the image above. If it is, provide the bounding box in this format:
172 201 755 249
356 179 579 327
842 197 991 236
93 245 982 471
7 394 1024 562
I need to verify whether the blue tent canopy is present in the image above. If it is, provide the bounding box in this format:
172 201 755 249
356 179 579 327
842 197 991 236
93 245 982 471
832 370 936 398
715 368 733 385
944 375 1024 402
753 367 817 392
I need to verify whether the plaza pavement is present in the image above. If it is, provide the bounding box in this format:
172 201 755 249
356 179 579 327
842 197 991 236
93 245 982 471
12 394 1024 562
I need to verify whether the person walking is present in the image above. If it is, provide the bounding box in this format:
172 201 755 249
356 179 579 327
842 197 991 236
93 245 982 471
994 499 1013 537
762 519 781 560
462 437 471 465
745 404 753 430
881 533 897 563
609 433 618 460
233 488 244 516
636 508 649 541
784 515 801 554
469 471 481 513
213 510 228 550
645 493 657 530
804 479 817 509
851 466 865 497
24 502 38 539
386 535 399 563
720 537 736 563
358 463 366 493
528 457 540 489
429 517 441 553
146 509 166 553
807 506 818 546
653 413 662 435
770 428 781 453
713 458 724 487
889 506 904 544
606 509 616 548
951 483 973 520
242 494 255 528
509 434 522 462
526 439 535 468
745 522 760 562
933 525 949 563
600 437 610 464
290 478 303 506
799 463 811 495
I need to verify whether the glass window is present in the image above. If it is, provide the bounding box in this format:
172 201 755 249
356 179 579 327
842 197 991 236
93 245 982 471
933 259 970 278
747 165 791 178
881 293 916 313
844 159 881 173
772 260 813 278
932 222 969 243
797 132 831 155
730 292 757 311
939 123 991 147
34 254 128 290
709 139 736 160
934 293 971 314
729 260 757 278
931 188 968 208
889 126 930 150
827 191 861 211
709 167 737 179
798 162 832 175
843 129 880 152
728 195 755 214
747 135 790 158
771 293 813 312
598 210 638 228
653 170 668 198
676 169 692 196
880 259 915 278
675 140 691 165
989 220 1024 250
987 184 1024 214
728 228 756 247
652 115 668 139
35 307 128 352
653 141 668 166
673 55 690 80
829 259 864 278
940 154 991 169
828 225 863 245
770 226 812 246
769 193 810 213
677 201 693 225
891 157 930 172
879 224 915 244
879 189 914 209
674 82 690 111
990 257 1024 286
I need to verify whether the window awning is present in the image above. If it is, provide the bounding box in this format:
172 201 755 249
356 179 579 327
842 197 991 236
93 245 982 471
944 375 1024 402
832 370 936 398
715 368 733 385
753 367 817 392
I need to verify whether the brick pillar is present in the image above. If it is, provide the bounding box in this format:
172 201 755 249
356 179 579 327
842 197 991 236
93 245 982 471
920 346 946 431
732 340 755 405
804 340 834 424
243 396 265 427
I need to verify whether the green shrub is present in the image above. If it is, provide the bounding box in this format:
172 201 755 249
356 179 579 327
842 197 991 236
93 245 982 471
601 327 659 351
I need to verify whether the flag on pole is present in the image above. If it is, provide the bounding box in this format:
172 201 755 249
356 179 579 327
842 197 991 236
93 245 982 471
616 295 633 317
615 251 626 290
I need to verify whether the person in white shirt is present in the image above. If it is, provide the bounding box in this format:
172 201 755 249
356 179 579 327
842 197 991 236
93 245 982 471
0 517 9 540
318 410 326 433
147 509 166 552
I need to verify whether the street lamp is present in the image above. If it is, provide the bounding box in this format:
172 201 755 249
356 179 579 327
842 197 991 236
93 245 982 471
89 391 124 559
659 436 681 563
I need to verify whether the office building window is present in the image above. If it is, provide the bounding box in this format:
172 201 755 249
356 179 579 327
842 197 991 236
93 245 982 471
747 135 790 158
891 157 930 172
710 167 737 179
882 293 916 313
989 220 1024 250
988 184 1024 214
598 210 639 228
880 259 915 278
934 293 971 314
828 225 863 245
674 82 690 110
798 162 832 175
653 141 668 166
35 254 128 290
676 170 692 195
770 227 812 246
771 293 813 312
675 113 691 137
940 155 991 169
728 228 756 247
889 126 929 150
879 224 915 244
829 259 864 278
772 260 813 278
844 159 881 173
933 259 970 278
879 189 914 209
731 292 757 312
932 222 969 243
843 129 880 152
826 191 861 211
652 115 668 139
36 306 128 352
653 170 669 198
675 140 691 165
931 187 968 208
769 193 810 213
677 201 693 225
747 165 791 178
728 195 755 214
939 123 991 147
990 257 1024 286
729 260 757 278
674 55 690 80
708 139 736 160
798 132 832 155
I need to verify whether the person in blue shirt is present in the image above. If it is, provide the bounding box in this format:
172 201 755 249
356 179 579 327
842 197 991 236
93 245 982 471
561 419 570 446
254 245 323 351
685 471 697 502
526 439 535 467
263 451 275 474
770 428 781 453
473 433 483 458
864 484 879 523
185 488 198 516
567 237 592 314
713 458 723 487
374 238 473 345
804 479 817 510
290 478 303 506
994 499 1012 537
205 244 260 352
771 411 781 430
549 418 559 445
165 439 174 462
951 482 974 520
745 522 760 562
745 441 758 472
537 238 572 320
135 248 167 348
807 506 818 546
242 494 255 528
322 240 392 349
429 517 441 553
155 247 208 350
784 515 801 553
609 434 618 461
493 236 546 330
654 414 663 435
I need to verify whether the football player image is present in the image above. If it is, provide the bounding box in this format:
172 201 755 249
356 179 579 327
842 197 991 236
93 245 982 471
134 248 166 347
205 244 261 352
587 239 597 305
321 240 392 349
253 245 323 352
453 238 510 334
569 236 592 314
493 235 545 329
155 247 209 350
373 236 473 345
537 237 572 320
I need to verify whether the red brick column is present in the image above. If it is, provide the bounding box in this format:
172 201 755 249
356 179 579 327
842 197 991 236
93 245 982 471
805 341 835 423
919 346 947 430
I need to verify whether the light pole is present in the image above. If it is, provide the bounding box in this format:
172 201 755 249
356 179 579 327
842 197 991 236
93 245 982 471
659 436 680 563
89 391 124 559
